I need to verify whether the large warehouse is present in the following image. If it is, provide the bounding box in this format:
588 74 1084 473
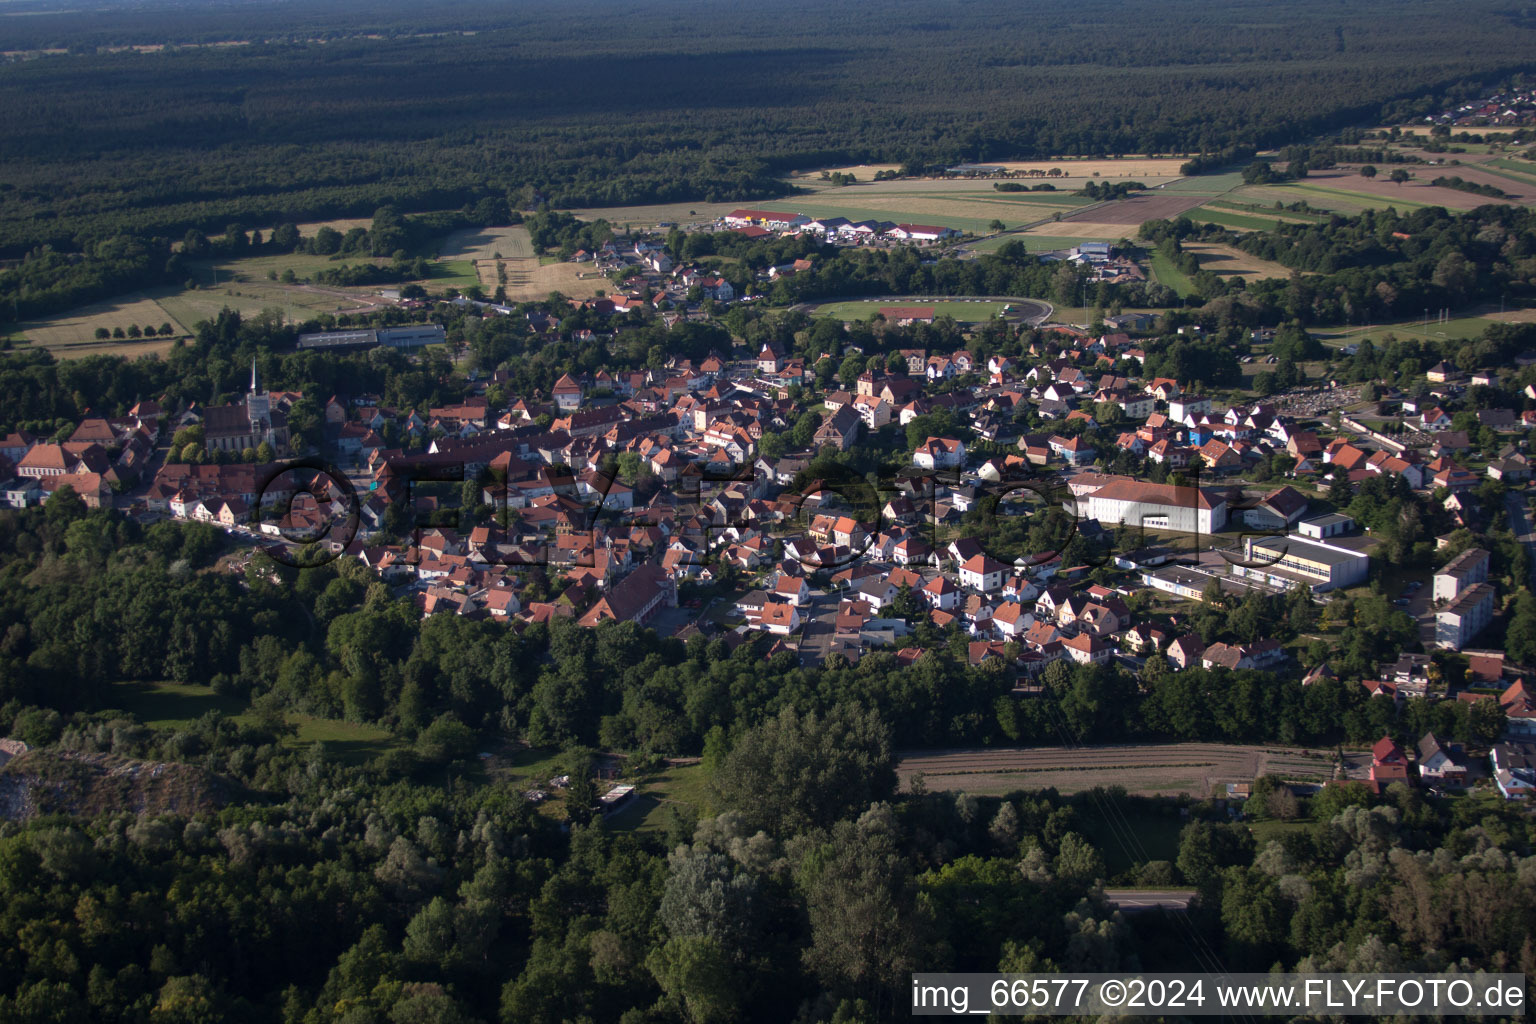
1078 478 1229 534
297 325 445 351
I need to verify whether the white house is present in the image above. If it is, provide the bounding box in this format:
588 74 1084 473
959 553 1007 592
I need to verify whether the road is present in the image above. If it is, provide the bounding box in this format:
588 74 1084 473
1507 490 1536 590
1101 889 1197 913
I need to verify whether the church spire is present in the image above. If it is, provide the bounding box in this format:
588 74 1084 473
250 357 261 395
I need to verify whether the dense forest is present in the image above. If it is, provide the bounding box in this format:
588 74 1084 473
1 0 1534 255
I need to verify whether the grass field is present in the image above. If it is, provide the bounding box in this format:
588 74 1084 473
288 714 399 763
1488 157 1536 180
1204 200 1329 223
610 762 711 832
814 299 1011 322
897 743 1347 799
1280 182 1434 211
109 682 246 729
14 292 189 351
1183 242 1291 280
1310 313 1500 347
155 283 349 330
1247 819 1322 845
107 682 400 764
1149 250 1197 297
425 260 481 289
1229 181 1427 214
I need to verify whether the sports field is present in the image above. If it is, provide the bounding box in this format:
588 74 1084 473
1310 313 1504 348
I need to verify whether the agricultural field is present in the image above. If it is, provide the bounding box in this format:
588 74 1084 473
1202 199 1328 223
1487 157 1536 179
813 299 1012 322
1156 171 1248 194
1021 222 1142 242
1230 179 1430 214
1064 192 1213 225
15 244 414 355
438 224 536 263
1185 208 1294 231
197 250 365 283
896 743 1352 798
1288 169 1505 210
436 224 605 300
155 282 356 330
12 291 187 353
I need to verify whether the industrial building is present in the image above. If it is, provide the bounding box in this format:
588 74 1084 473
1228 533 1369 592
296 324 446 351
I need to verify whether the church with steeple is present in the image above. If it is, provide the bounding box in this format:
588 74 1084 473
203 360 290 454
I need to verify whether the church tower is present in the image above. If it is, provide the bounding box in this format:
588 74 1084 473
246 358 270 437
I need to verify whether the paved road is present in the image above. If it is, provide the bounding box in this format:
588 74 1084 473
1506 491 1536 590
1102 889 1197 912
